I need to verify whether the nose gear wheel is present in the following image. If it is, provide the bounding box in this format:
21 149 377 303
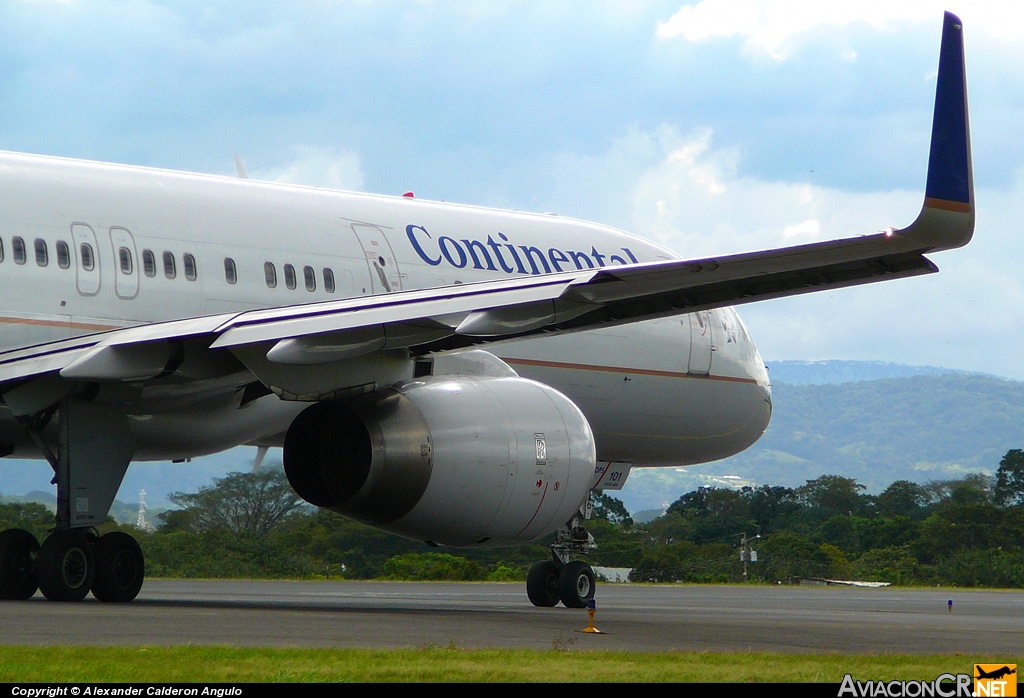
526 560 560 607
558 561 596 608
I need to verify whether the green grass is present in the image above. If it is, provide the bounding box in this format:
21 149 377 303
0 647 1018 683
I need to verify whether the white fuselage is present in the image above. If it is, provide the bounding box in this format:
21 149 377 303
0 151 771 467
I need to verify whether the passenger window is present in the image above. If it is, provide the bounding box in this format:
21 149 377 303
224 258 237 285
118 247 133 275
13 237 26 265
142 250 156 277
56 241 70 269
0 238 4 263
183 253 197 281
80 243 95 271
163 252 177 279
264 262 277 288
303 265 316 292
284 264 296 290
323 267 335 293
34 239 48 267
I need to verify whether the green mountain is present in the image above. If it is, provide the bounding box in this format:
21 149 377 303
764 359 990 385
622 372 1024 513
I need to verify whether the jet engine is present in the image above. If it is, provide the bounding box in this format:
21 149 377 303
283 375 597 547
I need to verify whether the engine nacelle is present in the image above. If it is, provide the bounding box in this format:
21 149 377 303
283 375 596 547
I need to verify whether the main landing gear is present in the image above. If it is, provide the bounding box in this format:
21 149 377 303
0 395 144 602
0 528 145 602
526 506 597 608
0 529 40 600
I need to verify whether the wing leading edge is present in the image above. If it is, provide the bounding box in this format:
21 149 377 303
0 12 972 389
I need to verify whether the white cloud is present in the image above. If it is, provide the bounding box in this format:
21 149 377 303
655 0 1021 59
257 146 365 191
781 219 820 239
618 127 919 258
664 128 730 195
542 124 1024 378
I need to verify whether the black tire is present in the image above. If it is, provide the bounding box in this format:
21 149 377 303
0 529 40 600
91 532 145 603
558 561 596 608
526 560 560 607
37 530 95 602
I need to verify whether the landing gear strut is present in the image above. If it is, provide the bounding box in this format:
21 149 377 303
526 505 597 608
0 395 146 602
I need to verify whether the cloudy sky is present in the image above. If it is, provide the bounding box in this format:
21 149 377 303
2 1 1023 377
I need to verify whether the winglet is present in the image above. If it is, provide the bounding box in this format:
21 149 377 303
900 11 974 251
234 153 249 180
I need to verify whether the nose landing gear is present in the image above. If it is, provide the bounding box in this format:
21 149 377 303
526 507 597 608
526 558 597 608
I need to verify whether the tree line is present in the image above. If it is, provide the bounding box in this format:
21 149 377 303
3 449 1023 587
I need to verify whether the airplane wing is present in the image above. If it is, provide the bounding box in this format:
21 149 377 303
0 12 972 398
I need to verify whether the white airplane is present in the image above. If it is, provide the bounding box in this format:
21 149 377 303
0 12 972 607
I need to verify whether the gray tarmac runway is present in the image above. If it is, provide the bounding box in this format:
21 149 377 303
2 580 1022 653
